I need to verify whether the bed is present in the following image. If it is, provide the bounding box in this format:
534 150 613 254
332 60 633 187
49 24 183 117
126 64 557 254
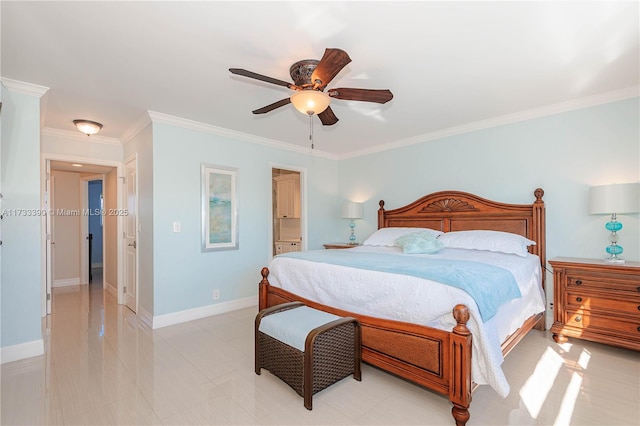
259 189 546 425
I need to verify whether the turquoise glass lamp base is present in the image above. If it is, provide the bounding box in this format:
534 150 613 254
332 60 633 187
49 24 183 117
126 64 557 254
603 217 625 264
348 220 357 245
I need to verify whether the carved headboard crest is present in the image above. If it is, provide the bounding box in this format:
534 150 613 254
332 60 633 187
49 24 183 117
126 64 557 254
420 199 479 213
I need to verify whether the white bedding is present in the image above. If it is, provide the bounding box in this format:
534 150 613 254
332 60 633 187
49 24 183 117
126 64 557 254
267 246 546 397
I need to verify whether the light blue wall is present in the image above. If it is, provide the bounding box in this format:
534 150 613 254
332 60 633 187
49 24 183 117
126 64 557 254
151 123 339 315
340 98 640 264
0 86 43 347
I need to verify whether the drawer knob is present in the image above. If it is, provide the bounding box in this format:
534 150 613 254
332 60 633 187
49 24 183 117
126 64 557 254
637 286 640 292
575 316 582 322
638 326 640 333
637 306 640 311
575 280 582 285
576 297 583 302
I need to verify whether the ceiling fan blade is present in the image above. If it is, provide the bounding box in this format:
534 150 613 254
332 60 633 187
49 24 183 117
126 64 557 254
318 106 339 126
252 98 291 114
327 88 393 104
229 68 295 89
311 48 352 89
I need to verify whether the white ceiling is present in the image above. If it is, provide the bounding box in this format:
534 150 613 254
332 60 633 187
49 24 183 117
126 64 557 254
2 1 638 157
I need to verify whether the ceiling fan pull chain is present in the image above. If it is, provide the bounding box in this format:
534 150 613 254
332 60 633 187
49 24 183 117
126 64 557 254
308 112 314 150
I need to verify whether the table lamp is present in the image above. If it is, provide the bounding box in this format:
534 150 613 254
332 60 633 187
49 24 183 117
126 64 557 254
341 201 363 245
588 182 640 263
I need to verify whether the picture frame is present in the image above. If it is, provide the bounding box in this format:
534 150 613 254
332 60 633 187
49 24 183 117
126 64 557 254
201 164 238 252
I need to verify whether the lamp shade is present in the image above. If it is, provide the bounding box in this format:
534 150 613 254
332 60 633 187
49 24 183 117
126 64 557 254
341 201 363 219
588 183 640 214
290 90 331 115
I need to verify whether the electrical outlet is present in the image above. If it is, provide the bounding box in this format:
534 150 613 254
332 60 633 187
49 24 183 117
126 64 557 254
212 289 220 300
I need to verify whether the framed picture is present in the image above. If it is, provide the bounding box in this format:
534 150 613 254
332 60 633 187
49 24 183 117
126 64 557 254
201 164 238 252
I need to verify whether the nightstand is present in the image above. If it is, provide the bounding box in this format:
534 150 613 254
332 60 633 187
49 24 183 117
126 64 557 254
323 243 360 250
549 257 640 351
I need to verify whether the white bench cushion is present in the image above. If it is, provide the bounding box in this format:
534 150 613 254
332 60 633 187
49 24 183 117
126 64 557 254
259 306 341 352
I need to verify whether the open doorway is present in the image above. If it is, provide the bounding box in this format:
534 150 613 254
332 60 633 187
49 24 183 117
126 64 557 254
271 167 304 256
44 160 120 315
87 180 103 285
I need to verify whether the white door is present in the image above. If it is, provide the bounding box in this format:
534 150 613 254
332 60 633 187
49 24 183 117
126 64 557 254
80 180 89 285
45 163 54 314
124 159 137 313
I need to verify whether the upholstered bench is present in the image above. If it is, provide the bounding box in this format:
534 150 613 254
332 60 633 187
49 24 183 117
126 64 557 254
255 302 362 410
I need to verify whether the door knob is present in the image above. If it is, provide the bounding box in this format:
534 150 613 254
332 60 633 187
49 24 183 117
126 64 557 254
128 241 137 249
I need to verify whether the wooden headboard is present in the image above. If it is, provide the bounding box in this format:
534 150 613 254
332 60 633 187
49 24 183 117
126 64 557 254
378 188 546 289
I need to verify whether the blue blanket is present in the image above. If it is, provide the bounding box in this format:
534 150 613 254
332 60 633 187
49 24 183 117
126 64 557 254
279 250 522 321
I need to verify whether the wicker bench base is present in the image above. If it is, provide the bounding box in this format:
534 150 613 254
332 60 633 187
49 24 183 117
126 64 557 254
255 302 362 410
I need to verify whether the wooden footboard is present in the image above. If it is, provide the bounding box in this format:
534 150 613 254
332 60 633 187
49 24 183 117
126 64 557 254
260 267 473 426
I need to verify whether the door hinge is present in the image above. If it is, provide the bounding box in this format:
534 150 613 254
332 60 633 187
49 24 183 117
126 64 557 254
46 293 51 301
123 286 127 293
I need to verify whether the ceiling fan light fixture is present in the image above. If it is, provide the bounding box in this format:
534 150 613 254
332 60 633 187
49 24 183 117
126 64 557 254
73 119 103 136
290 90 330 116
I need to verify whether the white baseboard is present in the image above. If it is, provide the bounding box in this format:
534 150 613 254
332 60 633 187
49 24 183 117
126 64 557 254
53 277 80 287
1 339 44 364
104 280 117 298
152 296 257 329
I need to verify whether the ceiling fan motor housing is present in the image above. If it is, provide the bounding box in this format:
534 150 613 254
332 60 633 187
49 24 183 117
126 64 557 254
290 60 320 88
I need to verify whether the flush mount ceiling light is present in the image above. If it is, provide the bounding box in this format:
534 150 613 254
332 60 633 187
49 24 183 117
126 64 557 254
73 119 103 136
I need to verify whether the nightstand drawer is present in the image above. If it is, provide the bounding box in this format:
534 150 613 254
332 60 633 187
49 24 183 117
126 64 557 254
566 291 640 316
565 309 640 337
566 272 640 294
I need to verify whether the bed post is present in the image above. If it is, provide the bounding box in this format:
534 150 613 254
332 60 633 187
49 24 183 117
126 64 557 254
259 267 270 310
450 304 472 426
377 200 386 229
532 188 546 331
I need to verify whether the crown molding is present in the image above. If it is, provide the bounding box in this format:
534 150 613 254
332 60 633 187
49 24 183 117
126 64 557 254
147 110 339 160
1 78 50 97
340 86 640 160
120 111 152 143
42 127 122 145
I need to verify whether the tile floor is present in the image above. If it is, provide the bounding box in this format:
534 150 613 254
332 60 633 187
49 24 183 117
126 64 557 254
1 277 639 425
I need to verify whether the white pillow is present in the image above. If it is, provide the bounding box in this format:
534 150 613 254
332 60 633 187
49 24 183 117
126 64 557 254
438 230 536 257
363 227 444 246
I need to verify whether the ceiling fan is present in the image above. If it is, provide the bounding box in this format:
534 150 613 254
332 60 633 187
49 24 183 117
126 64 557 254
229 48 393 126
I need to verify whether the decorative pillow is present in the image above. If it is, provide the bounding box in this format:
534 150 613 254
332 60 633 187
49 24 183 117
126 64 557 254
438 230 536 257
362 227 444 246
395 232 445 254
